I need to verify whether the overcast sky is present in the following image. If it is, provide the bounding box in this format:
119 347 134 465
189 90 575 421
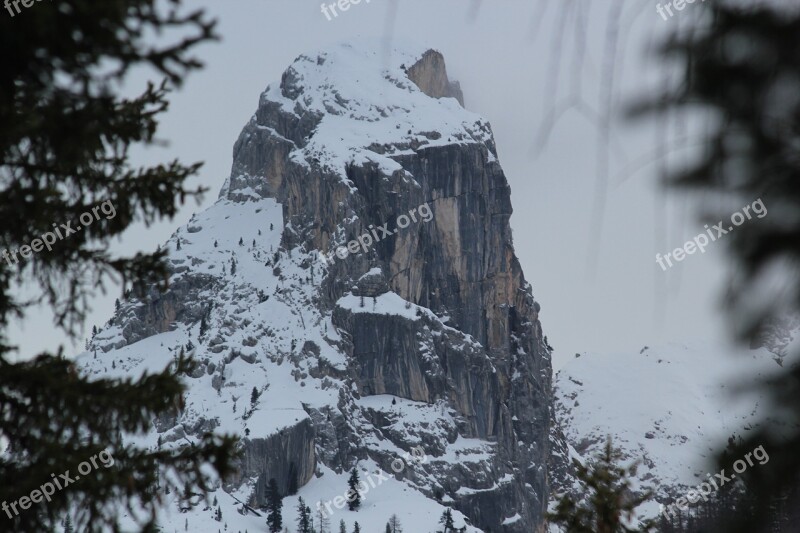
10 0 745 369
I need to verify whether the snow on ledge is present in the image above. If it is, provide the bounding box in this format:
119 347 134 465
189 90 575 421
336 291 435 321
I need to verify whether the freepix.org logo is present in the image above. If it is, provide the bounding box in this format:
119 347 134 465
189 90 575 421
655 198 767 271
320 0 372 21
1 200 117 267
2 450 115 519
659 445 769 518
4 0 51 18
317 446 427 518
324 202 434 263
656 0 706 21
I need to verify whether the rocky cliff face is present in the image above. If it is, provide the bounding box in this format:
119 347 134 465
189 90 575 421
81 43 553 533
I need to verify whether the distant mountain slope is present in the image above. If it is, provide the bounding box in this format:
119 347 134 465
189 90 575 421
78 42 553 533
551 334 798 523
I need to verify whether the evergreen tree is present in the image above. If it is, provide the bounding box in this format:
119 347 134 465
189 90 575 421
352 522 361 533
439 509 455 532
251 386 259 407
317 506 330 533
296 497 311 533
266 478 283 533
387 514 402 533
640 3 800 531
549 438 654 532
386 523 391 533
347 467 362 511
63 515 74 533
0 2 236 522
339 519 347 533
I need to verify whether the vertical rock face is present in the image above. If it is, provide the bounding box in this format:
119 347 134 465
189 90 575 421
406 49 465 106
82 43 553 532
224 44 553 531
241 419 316 501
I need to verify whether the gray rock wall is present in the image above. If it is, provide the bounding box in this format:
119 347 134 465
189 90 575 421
222 49 554 532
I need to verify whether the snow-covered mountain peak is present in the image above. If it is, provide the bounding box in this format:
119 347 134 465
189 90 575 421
79 43 553 533
221 42 486 200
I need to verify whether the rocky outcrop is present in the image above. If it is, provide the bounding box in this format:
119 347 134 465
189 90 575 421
114 272 218 347
89 43 554 533
406 49 465 106
238 419 315 505
220 45 553 532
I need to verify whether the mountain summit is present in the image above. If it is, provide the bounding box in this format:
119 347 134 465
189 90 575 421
81 43 553 533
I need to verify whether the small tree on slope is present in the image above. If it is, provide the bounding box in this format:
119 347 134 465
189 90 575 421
549 438 655 533
439 508 455 532
296 496 311 533
387 514 403 533
266 478 283 533
347 467 361 511
317 505 331 533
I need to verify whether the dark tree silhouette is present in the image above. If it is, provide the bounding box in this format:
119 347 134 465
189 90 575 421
0 3 236 530
251 386 259 407
549 438 654 532
347 467 362 511
266 477 283 533
439 508 455 532
296 496 311 533
636 2 800 531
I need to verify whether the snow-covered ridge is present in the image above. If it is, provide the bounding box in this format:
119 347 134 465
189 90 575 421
553 338 798 521
222 41 493 195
